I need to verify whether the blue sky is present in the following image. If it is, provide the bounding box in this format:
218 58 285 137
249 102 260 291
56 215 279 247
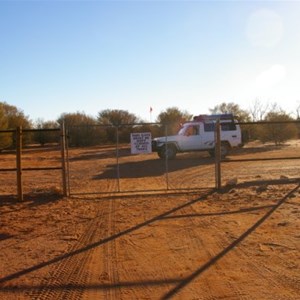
1 0 300 123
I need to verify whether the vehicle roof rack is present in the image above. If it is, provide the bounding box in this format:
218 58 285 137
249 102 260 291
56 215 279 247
193 114 234 122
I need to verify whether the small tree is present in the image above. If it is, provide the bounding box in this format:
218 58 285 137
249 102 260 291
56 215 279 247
0 105 10 150
156 107 192 135
248 99 270 122
97 109 140 143
209 102 250 122
0 102 32 148
34 119 60 146
295 103 300 120
57 112 99 147
258 111 298 145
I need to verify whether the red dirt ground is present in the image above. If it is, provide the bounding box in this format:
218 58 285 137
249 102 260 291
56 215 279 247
0 142 299 299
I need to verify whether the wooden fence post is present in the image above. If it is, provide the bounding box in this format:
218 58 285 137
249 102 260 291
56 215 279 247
215 120 222 190
16 126 23 201
116 126 120 192
165 124 169 190
60 123 68 197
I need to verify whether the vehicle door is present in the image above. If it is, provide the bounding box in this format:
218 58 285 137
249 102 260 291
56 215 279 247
178 124 202 150
201 122 216 149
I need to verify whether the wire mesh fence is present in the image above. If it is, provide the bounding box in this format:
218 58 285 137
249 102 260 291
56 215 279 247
66 121 300 195
220 120 300 185
0 120 299 200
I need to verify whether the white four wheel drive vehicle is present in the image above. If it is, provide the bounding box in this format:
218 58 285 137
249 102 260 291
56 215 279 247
152 114 243 159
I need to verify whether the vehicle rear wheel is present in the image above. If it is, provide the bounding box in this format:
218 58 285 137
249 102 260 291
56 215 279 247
220 142 230 158
208 149 215 157
209 143 230 158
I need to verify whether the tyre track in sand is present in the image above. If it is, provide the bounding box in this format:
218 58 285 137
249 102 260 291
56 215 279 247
102 196 120 300
28 202 109 300
168 164 214 190
162 184 300 299
171 206 251 300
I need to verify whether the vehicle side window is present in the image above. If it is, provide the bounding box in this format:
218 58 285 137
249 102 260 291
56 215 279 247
204 122 236 132
221 123 236 131
204 123 214 132
193 125 199 135
186 125 199 136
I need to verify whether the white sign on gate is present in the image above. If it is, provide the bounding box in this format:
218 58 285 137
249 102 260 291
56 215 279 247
130 132 152 154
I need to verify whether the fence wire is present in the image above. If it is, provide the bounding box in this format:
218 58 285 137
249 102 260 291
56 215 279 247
0 120 299 199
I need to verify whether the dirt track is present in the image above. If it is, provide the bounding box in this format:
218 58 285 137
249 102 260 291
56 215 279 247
0 143 300 299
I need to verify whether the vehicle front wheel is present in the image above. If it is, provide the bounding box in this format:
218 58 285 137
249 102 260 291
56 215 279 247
158 144 177 160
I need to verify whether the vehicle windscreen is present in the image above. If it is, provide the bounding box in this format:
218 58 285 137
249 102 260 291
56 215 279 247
178 125 188 135
178 124 199 136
